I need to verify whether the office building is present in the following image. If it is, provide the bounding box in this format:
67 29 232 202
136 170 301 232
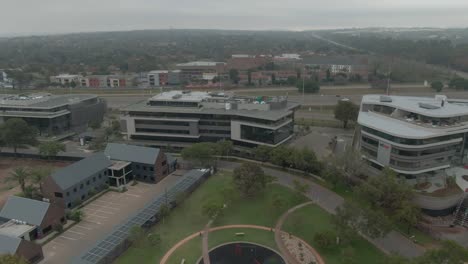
356 94 468 214
0 93 106 137
120 90 299 148
175 61 226 83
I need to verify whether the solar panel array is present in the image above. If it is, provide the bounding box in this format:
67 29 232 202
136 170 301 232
73 169 209 264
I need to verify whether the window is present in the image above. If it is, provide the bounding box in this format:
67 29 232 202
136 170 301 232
136 165 140 169
93 177 96 182
66 192 70 197
99 174 102 179
150 177 155 181
54 192 63 198
73 188 77 193
81 195 85 200
86 180 90 185
67 202 71 208
80 184 84 189
143 166 147 171
144 176 147 180
150 167 154 171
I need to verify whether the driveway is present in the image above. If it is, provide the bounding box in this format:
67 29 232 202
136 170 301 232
40 174 181 264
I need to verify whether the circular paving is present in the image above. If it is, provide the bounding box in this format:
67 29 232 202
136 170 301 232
198 242 285 264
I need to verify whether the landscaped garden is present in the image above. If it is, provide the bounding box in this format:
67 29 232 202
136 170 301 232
116 170 385 264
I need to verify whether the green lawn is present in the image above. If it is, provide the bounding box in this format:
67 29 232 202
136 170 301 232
117 170 386 264
283 204 384 264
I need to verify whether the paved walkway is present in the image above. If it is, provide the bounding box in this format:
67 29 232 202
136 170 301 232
160 224 322 264
274 201 325 264
218 161 426 258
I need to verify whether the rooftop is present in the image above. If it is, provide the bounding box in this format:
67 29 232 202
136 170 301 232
0 196 50 226
51 153 113 190
0 93 97 108
150 91 214 102
0 234 21 254
0 219 36 238
176 61 225 67
362 94 468 118
104 143 161 165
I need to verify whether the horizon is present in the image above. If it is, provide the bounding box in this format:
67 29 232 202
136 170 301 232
2 0 468 36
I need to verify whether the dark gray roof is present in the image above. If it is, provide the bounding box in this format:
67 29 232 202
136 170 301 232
104 143 160 165
0 234 21 254
0 196 50 226
51 153 113 190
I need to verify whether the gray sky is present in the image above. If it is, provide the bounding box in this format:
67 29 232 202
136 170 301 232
2 0 468 35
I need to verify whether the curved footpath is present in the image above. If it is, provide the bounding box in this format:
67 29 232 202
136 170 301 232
218 160 426 258
160 224 323 264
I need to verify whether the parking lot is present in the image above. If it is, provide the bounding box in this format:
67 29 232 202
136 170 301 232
40 174 181 264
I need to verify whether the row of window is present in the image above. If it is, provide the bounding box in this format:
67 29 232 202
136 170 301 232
362 126 462 145
135 128 190 134
134 164 154 171
135 119 191 126
199 129 231 135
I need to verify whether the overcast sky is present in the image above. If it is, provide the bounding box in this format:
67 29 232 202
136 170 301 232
2 0 468 36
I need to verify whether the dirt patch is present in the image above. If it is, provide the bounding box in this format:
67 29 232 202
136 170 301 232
0 158 71 207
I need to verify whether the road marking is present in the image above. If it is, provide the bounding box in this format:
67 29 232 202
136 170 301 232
67 230 85 236
60 235 78 241
87 203 120 211
83 208 115 214
74 225 92 230
94 200 121 206
85 213 108 219
124 193 140 198
83 219 103 225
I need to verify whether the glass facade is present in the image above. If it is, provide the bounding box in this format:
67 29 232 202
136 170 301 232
362 126 463 145
240 123 293 145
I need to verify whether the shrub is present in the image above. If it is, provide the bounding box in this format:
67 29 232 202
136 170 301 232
313 231 336 250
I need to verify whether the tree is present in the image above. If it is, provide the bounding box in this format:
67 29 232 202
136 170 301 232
147 232 162 246
1 118 38 153
233 163 272 197
181 142 219 167
355 168 413 215
5 167 29 194
287 76 297 86
216 140 233 158
38 141 65 159
394 200 421 234
296 79 320 93
70 81 77 88
68 210 83 222
0 254 27 264
414 240 468 264
202 198 224 219
334 201 392 239
247 69 253 85
431 81 443 92
334 100 359 128
229 69 240 84
88 120 102 129
253 145 273 163
270 146 294 168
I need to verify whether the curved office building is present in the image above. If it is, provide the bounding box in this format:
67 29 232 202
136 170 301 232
356 94 468 216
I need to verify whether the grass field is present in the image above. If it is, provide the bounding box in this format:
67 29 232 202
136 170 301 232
116 170 385 264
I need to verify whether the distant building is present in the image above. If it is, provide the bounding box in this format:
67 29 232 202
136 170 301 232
0 70 13 88
0 93 106 137
80 74 137 88
120 90 299 148
274 53 301 61
175 61 226 84
0 196 66 240
0 234 43 263
302 55 369 79
50 74 81 86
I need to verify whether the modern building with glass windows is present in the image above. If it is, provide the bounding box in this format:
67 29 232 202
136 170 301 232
356 94 468 216
120 91 299 148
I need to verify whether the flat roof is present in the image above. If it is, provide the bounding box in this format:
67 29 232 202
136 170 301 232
362 95 468 118
123 100 298 121
358 111 468 139
0 93 97 109
176 61 224 67
0 220 36 238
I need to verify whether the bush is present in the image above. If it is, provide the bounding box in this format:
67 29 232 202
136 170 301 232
313 231 336 250
67 210 83 222
53 223 64 233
